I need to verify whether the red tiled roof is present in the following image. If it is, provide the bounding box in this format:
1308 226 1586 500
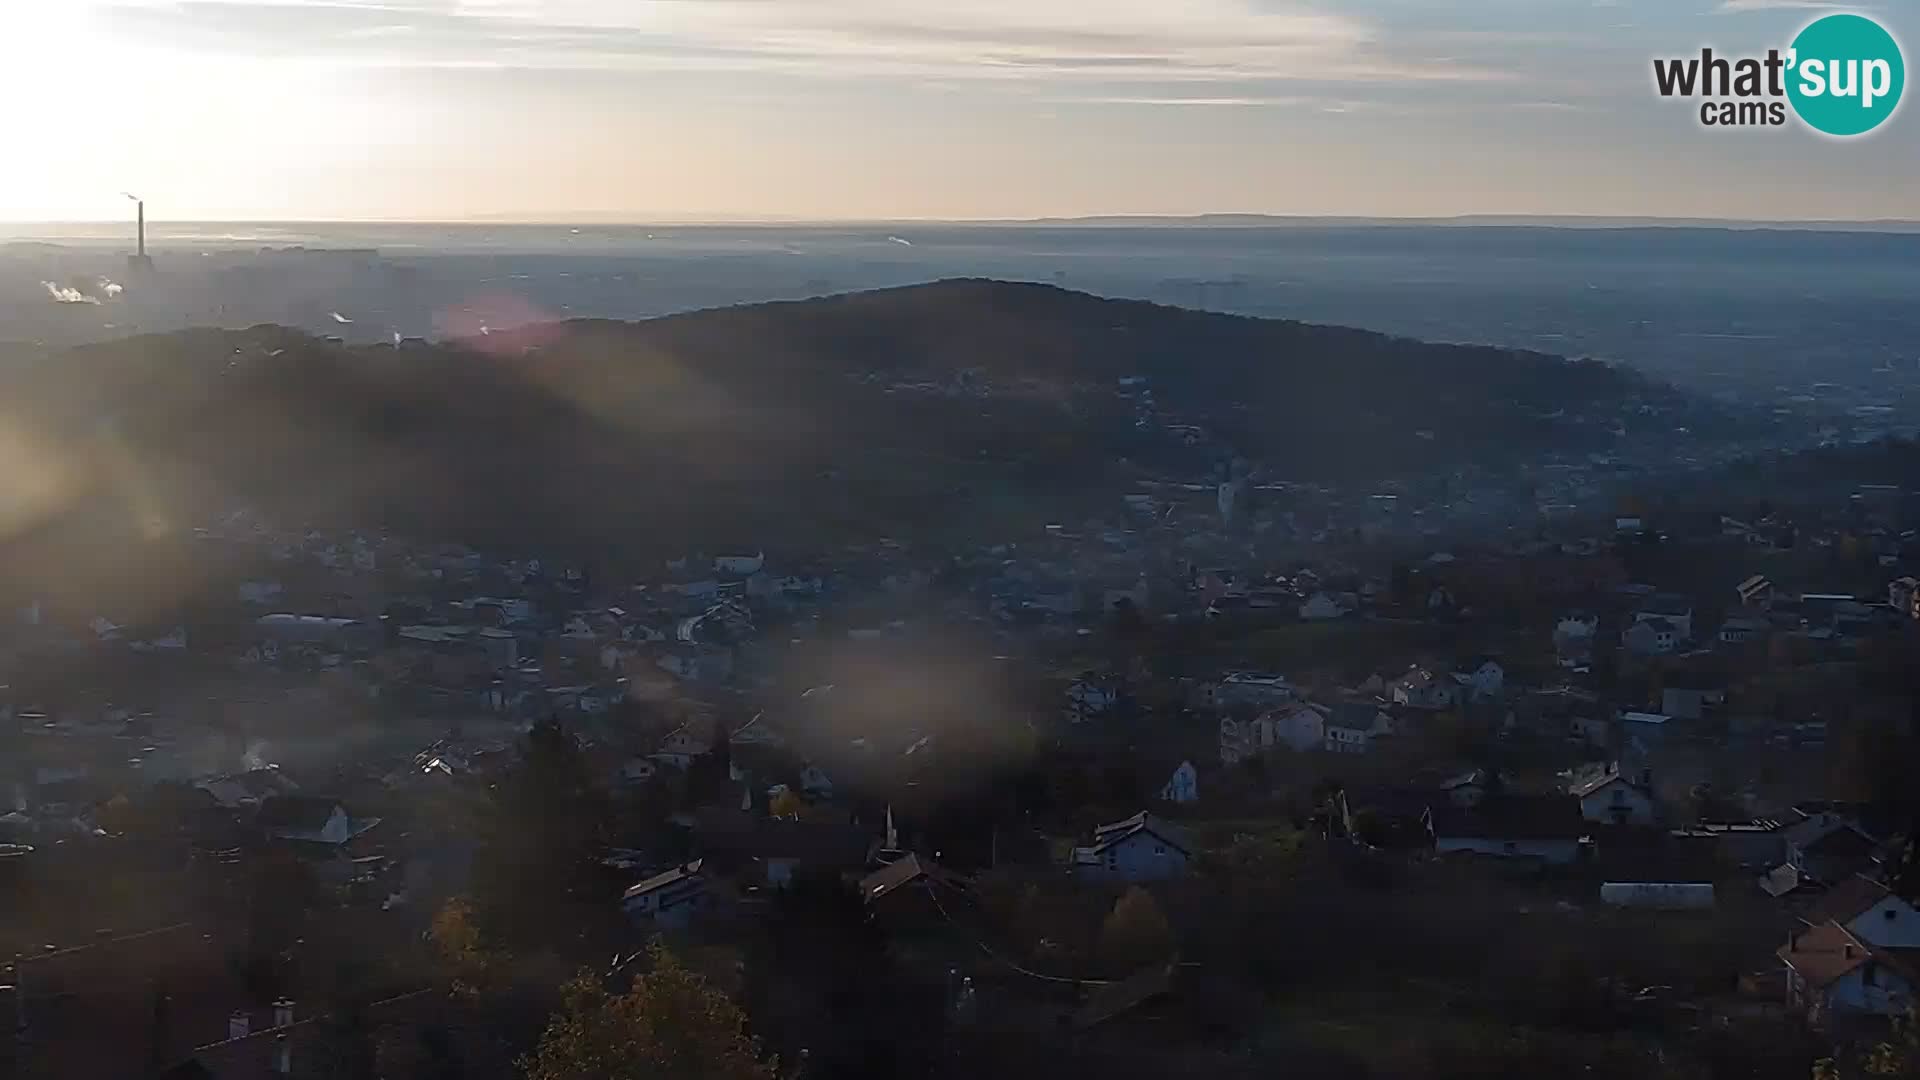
1779 921 1871 989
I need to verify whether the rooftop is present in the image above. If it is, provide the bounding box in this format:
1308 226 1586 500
1778 921 1871 989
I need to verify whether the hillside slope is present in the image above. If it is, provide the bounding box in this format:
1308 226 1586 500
0 280 1741 577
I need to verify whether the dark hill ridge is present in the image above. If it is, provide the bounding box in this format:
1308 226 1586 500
0 280 1739 582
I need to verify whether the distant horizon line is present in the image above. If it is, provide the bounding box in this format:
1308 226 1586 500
4 212 1920 232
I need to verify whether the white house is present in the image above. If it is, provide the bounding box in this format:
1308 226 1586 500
1780 921 1917 1024
1159 761 1199 804
1075 812 1193 882
651 720 716 770
622 860 711 929
1273 703 1328 753
1807 876 1920 950
1570 769 1656 826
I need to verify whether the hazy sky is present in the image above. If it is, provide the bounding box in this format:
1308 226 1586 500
2 0 1915 221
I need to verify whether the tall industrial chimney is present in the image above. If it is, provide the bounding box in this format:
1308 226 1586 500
124 192 154 275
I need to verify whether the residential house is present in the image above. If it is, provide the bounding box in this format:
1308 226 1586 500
1159 761 1199 804
1806 875 1920 949
1685 818 1787 870
1212 671 1295 710
1298 591 1353 621
1661 676 1727 721
1451 657 1505 701
1073 812 1193 882
1439 770 1491 808
1569 767 1657 826
1736 574 1777 610
256 796 376 846
713 553 766 577
798 764 834 798
1568 712 1613 750
1066 676 1120 724
1635 595 1695 642
1719 615 1770 646
859 854 965 927
1323 702 1387 753
1600 882 1715 909
655 645 733 684
1623 618 1679 657
728 714 788 750
1272 703 1328 753
1219 713 1277 766
1891 577 1920 620
196 768 299 810
690 814 875 887
1390 666 1459 710
651 718 717 771
1619 711 1672 750
622 860 711 928
1783 813 1881 885
1425 795 1587 864
1780 921 1917 1026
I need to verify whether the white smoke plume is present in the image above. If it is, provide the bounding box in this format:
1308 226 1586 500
242 740 274 771
99 278 124 298
43 281 100 304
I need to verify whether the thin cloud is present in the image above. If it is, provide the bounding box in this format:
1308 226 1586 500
1063 95 1315 106
1715 0 1851 11
98 0 1518 85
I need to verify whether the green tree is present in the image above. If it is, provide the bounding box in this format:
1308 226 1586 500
471 720 612 944
1815 1005 1920 1078
522 942 776 1080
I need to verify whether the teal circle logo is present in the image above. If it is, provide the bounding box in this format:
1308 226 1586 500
1787 14 1904 136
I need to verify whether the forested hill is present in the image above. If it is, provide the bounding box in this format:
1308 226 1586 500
0 280 1741 564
